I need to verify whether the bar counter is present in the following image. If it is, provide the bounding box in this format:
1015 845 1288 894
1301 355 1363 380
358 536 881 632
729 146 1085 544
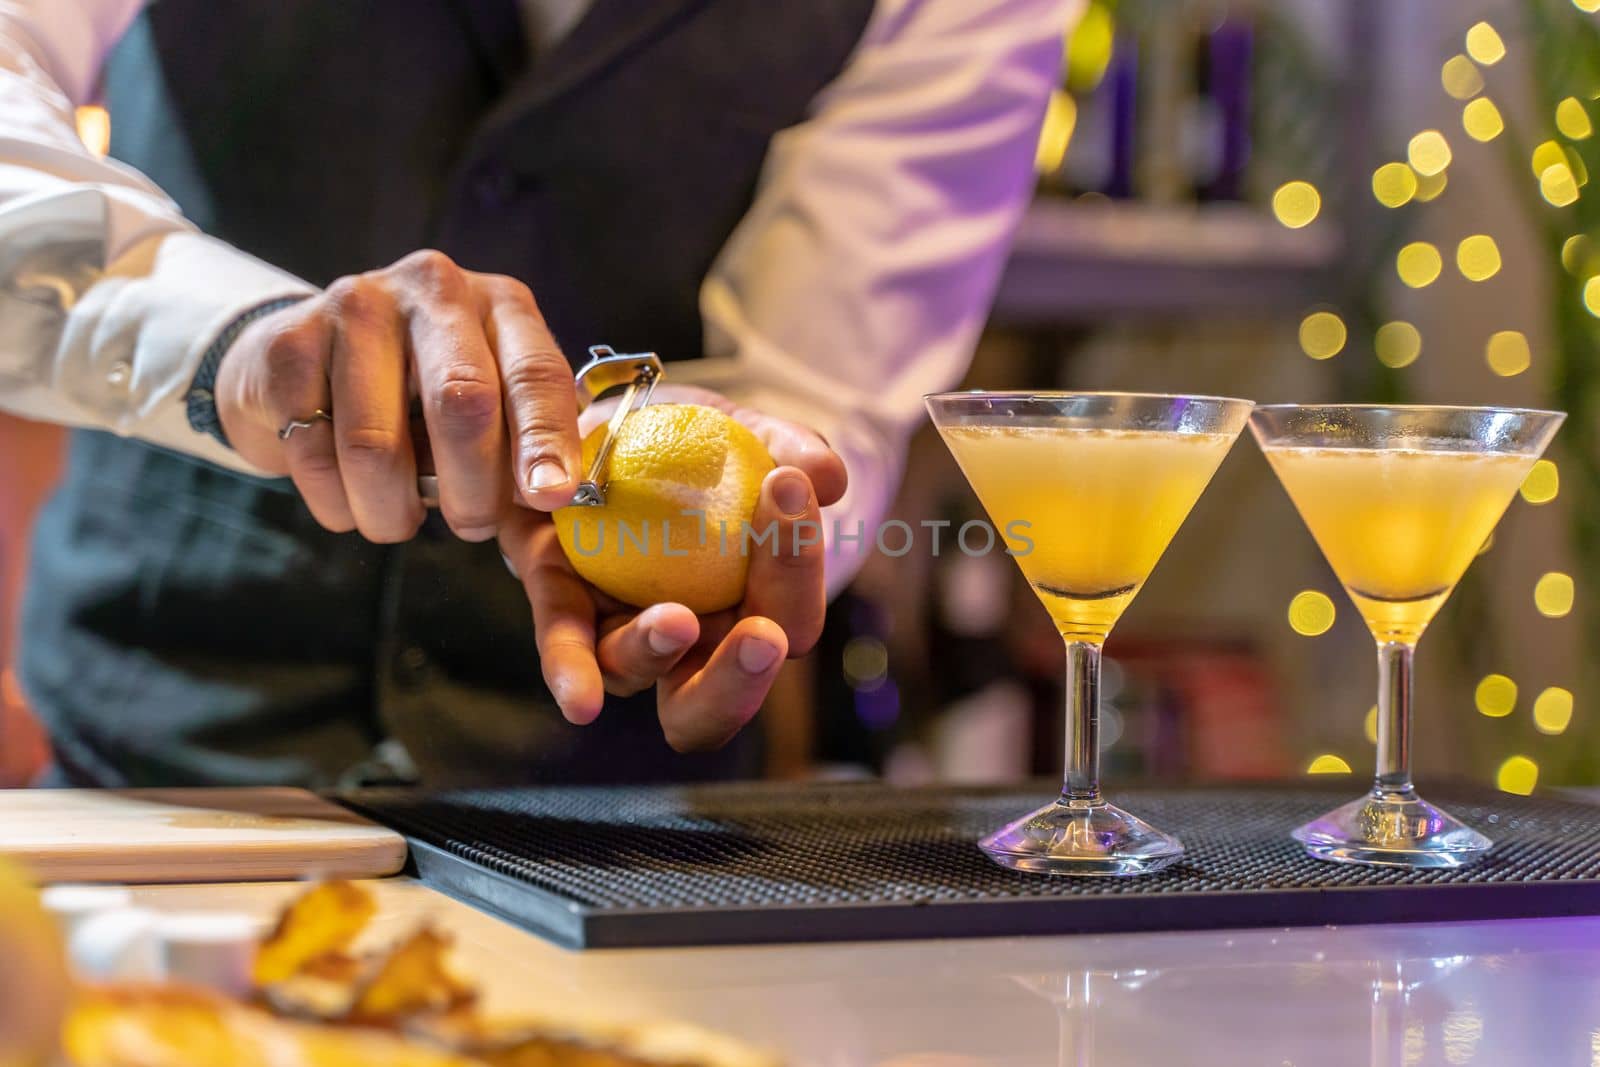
115 875 1600 1066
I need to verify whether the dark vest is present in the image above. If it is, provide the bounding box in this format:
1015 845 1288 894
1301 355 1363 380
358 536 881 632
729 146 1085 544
21 0 872 788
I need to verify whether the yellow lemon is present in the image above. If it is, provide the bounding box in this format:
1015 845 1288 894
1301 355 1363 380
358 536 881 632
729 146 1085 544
0 857 70 1067
556 404 775 614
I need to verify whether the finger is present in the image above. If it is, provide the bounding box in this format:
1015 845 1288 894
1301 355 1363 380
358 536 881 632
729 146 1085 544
741 467 826 657
507 513 605 724
396 253 508 540
747 417 848 508
326 276 423 543
594 603 700 697
657 616 787 752
479 275 582 511
258 312 356 533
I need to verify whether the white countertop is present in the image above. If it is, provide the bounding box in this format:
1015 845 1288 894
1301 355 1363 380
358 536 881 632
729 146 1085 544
119 878 1600 1067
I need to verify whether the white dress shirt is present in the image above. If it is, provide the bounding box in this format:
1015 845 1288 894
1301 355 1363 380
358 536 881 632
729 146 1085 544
0 0 1071 593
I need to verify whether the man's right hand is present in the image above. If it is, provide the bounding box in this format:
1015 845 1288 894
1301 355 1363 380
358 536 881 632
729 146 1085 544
215 250 582 542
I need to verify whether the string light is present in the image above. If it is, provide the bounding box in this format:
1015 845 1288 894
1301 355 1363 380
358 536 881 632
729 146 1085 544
1364 705 1379 744
1397 242 1443 288
1576 0 1600 12
1465 22 1506 66
1298 312 1347 359
1307 754 1352 775
1564 146 1589 185
1272 181 1322 229
1522 460 1560 504
1485 330 1531 376
1541 164 1580 207
1407 130 1453 176
1496 755 1538 796
1288 590 1337 635
1441 54 1485 100
1534 572 1575 617
1462 97 1505 142
1457 235 1502 281
1475 674 1519 717
1372 162 1418 207
1533 688 1575 735
1065 1 1115 93
1556 97 1594 140
1584 276 1600 316
1375 321 1422 368
1414 169 1449 202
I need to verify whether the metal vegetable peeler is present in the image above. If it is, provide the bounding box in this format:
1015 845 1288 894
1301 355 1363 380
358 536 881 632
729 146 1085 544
416 344 663 509
567 345 664 507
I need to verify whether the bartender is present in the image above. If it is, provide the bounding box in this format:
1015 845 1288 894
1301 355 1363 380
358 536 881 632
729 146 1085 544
0 0 1067 788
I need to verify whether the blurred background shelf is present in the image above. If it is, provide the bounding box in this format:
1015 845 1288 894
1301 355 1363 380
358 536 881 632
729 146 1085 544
991 199 1341 325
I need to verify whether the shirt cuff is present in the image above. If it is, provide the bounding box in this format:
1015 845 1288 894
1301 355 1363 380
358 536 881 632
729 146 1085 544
72 229 316 472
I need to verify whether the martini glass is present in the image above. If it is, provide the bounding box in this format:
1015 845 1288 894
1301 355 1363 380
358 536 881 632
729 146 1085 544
926 392 1253 875
1251 404 1565 867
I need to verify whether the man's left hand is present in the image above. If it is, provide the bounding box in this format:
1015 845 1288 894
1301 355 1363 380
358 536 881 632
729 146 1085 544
497 386 848 751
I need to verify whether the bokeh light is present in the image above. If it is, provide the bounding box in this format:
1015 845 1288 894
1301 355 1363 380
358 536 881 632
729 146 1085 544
1456 235 1502 281
1532 139 1568 177
1522 460 1559 504
1414 169 1449 202
1397 242 1443 288
1288 590 1337 635
1307 754 1352 775
1533 687 1575 735
1272 181 1322 229
1576 0 1600 11
1465 22 1506 65
1372 162 1418 207
1585 276 1600 316
1561 234 1592 274
1496 755 1538 796
1557 97 1593 140
1534 571 1575 617
1541 164 1580 207
1441 54 1484 100
1298 312 1347 360
1485 330 1531 376
1064 1 1114 93
1474 673 1518 717
1479 531 1495 556
1034 90 1076 173
1375 321 1422 368
1407 130 1453 176
1462 97 1505 142
74 106 110 157
842 636 889 690
1364 705 1379 744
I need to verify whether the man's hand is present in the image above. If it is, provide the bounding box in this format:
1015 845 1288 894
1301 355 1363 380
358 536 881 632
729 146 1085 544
498 385 848 751
215 250 582 542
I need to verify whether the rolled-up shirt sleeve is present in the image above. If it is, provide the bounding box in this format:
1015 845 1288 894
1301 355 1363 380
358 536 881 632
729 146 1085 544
0 0 312 472
682 0 1074 597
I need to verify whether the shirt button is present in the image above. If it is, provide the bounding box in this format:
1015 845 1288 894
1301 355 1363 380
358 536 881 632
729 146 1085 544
472 164 517 210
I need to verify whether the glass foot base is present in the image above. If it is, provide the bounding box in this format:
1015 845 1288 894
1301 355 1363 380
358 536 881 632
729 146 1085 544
1292 789 1492 869
979 798 1184 877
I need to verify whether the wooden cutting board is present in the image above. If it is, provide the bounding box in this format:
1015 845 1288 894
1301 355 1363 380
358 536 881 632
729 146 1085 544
0 788 408 884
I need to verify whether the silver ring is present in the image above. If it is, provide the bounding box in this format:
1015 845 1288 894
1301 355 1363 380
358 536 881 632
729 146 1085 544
278 409 332 440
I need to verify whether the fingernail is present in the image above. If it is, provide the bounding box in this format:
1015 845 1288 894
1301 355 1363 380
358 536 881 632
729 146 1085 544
738 636 782 674
529 460 568 492
772 472 810 517
648 625 690 656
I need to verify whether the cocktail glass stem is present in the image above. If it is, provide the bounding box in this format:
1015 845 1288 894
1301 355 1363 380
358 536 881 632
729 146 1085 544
1291 635 1490 868
1374 641 1414 798
1062 641 1103 804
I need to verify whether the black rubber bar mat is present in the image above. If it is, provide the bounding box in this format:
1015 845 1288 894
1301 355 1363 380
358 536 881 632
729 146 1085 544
340 782 1600 949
